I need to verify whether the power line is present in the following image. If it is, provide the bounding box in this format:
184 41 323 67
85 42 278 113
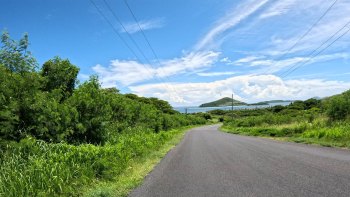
281 21 350 78
102 0 153 65
266 0 338 75
124 0 162 65
282 20 350 78
123 0 182 99
89 0 143 63
90 0 181 101
89 0 162 89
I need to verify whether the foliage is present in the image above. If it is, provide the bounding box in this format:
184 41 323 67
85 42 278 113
0 31 37 73
125 94 178 114
208 109 226 115
324 90 350 121
222 94 350 148
0 128 186 196
41 57 79 100
304 98 321 110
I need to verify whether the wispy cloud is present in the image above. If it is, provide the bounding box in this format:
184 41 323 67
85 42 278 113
259 0 297 19
234 56 265 65
157 51 220 77
235 53 349 74
287 72 350 80
197 71 236 77
121 18 165 34
260 0 350 56
194 0 270 50
92 51 220 87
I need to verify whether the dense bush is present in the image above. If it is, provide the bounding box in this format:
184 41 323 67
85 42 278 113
324 90 350 121
0 31 206 144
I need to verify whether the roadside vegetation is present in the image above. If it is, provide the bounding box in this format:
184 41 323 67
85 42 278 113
0 31 206 196
217 92 350 148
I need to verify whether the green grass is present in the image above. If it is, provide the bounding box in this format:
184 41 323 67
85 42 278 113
0 126 195 197
221 118 350 149
82 126 190 197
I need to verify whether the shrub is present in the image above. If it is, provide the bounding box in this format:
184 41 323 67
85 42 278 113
325 91 350 121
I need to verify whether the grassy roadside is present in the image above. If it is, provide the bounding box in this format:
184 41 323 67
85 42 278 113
220 124 350 149
0 125 200 197
82 125 195 197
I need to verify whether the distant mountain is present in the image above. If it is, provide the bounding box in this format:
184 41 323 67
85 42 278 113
199 97 246 107
249 100 294 105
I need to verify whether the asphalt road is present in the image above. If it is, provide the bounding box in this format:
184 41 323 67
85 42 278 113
129 124 350 197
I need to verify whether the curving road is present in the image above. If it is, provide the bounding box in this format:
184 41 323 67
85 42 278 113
129 125 350 197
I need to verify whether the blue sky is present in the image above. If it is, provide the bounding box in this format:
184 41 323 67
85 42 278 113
1 0 350 106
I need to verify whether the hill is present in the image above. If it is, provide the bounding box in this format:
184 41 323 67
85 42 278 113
249 100 294 105
199 97 246 107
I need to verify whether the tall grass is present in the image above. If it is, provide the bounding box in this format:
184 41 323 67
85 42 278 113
222 112 350 148
0 127 183 196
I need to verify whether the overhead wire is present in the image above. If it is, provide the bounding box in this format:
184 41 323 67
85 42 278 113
264 0 339 75
281 21 350 78
101 0 182 101
90 0 180 100
123 0 183 100
124 0 162 65
89 0 143 63
102 0 152 65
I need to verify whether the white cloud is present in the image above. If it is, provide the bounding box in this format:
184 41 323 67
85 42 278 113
121 18 165 34
197 71 236 77
130 74 350 106
234 53 349 74
92 51 220 87
157 51 220 77
92 61 154 87
235 56 265 64
195 0 270 50
220 57 230 63
262 0 350 56
259 0 297 19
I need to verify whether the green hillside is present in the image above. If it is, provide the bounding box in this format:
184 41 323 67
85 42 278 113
249 100 294 105
199 97 246 107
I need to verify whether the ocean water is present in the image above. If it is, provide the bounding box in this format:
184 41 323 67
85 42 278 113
174 102 292 114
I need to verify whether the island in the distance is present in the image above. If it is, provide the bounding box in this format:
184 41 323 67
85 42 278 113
199 97 246 107
199 98 295 107
248 100 294 105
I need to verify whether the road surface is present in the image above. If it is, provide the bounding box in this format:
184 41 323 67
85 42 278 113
129 124 350 197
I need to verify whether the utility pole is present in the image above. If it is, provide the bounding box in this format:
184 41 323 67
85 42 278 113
231 94 234 120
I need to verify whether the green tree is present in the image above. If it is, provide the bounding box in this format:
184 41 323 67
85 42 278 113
148 97 177 114
41 57 79 100
0 31 40 140
67 76 112 144
0 64 19 139
325 90 350 121
0 31 37 73
288 101 305 110
304 98 321 110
